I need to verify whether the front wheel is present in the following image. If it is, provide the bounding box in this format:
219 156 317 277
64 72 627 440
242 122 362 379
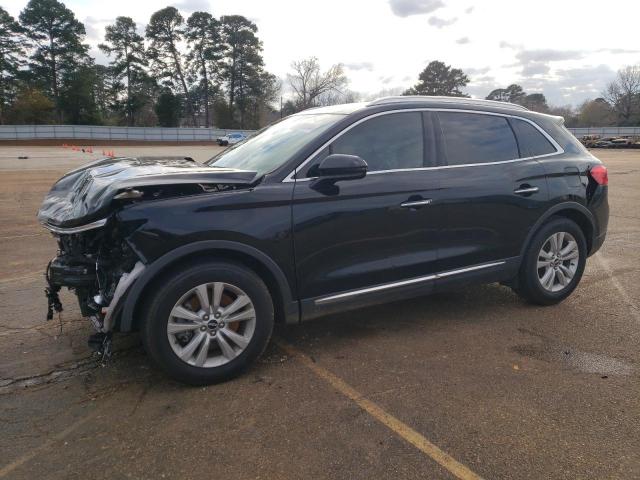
141 261 274 385
515 217 587 305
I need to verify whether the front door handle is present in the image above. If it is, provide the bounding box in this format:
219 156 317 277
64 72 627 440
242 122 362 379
401 198 433 208
513 185 539 195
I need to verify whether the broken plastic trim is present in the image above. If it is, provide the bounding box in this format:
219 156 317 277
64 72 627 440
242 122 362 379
42 218 107 235
101 261 145 332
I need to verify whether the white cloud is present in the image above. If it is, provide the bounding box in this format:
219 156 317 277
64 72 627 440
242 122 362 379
456 36 470 44
344 62 375 71
172 0 211 14
516 49 585 63
428 16 457 28
388 0 444 17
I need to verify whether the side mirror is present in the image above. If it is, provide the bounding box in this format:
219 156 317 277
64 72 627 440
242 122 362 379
313 154 367 181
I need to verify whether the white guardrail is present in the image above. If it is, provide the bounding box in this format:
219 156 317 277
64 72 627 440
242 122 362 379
568 127 640 137
0 124 638 141
0 125 255 142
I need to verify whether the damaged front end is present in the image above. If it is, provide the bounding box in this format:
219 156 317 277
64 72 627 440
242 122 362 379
43 219 145 358
38 155 258 358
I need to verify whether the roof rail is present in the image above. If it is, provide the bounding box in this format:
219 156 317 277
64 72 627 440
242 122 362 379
367 95 529 111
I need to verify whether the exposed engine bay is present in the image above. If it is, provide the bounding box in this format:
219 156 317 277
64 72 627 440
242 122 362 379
39 155 258 358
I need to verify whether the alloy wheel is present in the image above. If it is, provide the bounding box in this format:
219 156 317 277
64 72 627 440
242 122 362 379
536 231 580 292
166 282 256 368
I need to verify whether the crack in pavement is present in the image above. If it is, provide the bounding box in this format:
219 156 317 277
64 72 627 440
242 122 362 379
0 357 99 394
0 345 141 395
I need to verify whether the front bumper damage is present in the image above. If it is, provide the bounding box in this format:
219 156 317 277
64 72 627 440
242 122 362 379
42 218 145 360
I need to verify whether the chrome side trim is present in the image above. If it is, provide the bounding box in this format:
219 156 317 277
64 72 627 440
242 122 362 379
283 108 564 183
435 261 506 278
315 260 506 305
315 273 438 304
513 187 540 195
400 199 433 208
42 218 107 234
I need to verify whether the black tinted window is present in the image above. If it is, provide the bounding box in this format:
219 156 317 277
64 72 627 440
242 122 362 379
438 112 519 165
327 112 424 172
510 118 556 157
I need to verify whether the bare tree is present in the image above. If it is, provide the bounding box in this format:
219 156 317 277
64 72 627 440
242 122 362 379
603 65 640 125
287 57 348 110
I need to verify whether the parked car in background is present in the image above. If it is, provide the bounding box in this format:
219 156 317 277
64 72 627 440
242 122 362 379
37 96 609 385
217 132 247 146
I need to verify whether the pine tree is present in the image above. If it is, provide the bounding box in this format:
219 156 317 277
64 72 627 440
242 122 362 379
99 16 146 125
185 11 224 128
146 7 194 126
0 7 25 124
220 15 266 128
404 61 469 97
19 0 88 121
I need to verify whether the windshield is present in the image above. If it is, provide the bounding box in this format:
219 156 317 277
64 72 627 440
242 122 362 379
207 113 346 175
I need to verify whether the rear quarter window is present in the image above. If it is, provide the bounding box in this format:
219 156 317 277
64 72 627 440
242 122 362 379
438 112 519 165
510 118 557 157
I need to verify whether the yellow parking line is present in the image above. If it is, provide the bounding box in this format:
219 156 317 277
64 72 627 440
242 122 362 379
275 339 484 480
595 254 640 323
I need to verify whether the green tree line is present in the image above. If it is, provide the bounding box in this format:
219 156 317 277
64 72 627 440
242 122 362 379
0 0 278 128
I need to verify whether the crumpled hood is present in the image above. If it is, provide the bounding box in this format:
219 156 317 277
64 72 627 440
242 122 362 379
38 156 258 228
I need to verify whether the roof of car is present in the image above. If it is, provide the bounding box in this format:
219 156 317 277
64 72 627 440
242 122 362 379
296 96 529 116
367 95 528 111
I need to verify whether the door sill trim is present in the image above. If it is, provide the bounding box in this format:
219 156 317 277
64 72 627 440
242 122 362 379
315 260 506 305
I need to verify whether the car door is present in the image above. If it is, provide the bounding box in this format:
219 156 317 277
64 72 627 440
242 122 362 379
291 111 442 315
433 110 552 280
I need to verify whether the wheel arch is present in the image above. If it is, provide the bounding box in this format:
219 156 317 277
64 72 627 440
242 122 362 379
520 202 596 259
118 241 299 332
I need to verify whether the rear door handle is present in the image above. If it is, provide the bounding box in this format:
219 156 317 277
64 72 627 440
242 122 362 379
401 199 433 208
513 186 539 195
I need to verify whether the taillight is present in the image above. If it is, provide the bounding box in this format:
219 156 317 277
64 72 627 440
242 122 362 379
589 165 608 186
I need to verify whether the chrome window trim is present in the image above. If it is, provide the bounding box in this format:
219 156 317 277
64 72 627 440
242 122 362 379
315 260 506 304
282 108 564 183
42 218 107 234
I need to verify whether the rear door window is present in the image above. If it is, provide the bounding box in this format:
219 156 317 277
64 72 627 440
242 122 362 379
510 118 557 157
437 112 519 165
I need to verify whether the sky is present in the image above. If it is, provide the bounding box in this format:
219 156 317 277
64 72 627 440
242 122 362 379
4 0 640 106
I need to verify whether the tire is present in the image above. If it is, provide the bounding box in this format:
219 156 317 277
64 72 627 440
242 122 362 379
515 217 587 306
140 260 274 385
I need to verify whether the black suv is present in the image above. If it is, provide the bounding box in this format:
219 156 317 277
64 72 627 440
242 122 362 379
38 96 609 384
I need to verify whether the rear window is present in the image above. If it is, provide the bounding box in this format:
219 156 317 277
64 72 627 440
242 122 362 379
438 112 519 165
510 118 557 157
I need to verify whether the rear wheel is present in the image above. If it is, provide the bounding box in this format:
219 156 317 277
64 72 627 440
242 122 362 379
141 261 274 385
515 217 587 305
